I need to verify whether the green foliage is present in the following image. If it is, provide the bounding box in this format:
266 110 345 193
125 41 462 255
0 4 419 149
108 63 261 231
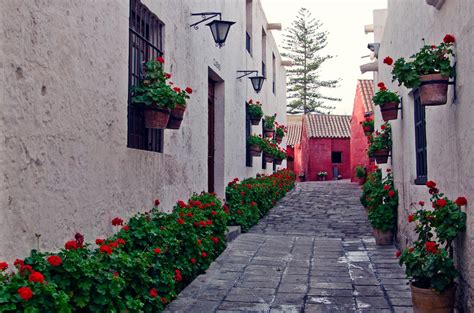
361 117 374 135
361 170 398 232
247 103 263 120
390 39 455 89
131 58 191 109
372 89 400 106
282 8 340 114
355 166 366 179
226 170 296 232
263 115 276 130
247 135 264 148
275 124 287 139
367 123 392 156
398 182 466 293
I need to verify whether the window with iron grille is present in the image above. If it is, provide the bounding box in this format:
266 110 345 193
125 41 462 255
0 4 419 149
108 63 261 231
261 123 267 170
128 0 164 152
245 103 253 167
246 32 252 55
414 91 428 184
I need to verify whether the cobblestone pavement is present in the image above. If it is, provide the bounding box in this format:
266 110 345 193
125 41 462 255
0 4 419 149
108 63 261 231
166 181 413 313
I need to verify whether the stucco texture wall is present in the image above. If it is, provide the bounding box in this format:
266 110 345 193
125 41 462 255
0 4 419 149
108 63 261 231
378 0 474 309
0 0 287 260
350 86 371 182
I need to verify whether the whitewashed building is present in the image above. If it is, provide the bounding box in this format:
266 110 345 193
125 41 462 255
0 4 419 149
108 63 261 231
372 0 474 310
0 0 288 260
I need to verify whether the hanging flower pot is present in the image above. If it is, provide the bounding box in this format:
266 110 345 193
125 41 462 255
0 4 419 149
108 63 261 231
276 136 283 144
263 152 274 163
263 114 276 138
379 101 399 121
144 108 171 129
275 158 283 165
247 100 263 126
411 284 455 313
248 144 262 157
419 73 449 106
250 117 261 126
374 149 390 164
264 128 275 138
373 228 393 245
166 105 186 129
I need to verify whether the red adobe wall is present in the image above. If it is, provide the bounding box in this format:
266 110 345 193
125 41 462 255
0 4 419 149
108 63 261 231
305 138 351 181
287 144 303 181
350 87 372 182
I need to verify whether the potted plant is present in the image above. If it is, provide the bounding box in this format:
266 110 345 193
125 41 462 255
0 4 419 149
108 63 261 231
385 34 456 106
132 57 182 129
167 86 193 129
373 82 400 121
361 117 374 136
247 134 264 157
261 139 278 163
274 147 287 165
298 172 305 182
398 181 467 312
263 115 276 138
368 123 391 164
247 100 264 125
355 165 367 185
366 171 398 245
317 172 328 181
275 123 287 144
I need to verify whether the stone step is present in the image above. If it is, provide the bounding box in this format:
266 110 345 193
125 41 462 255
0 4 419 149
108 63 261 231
225 226 241 243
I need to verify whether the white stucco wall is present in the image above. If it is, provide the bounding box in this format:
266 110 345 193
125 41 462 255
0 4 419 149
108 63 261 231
377 0 474 309
0 0 287 260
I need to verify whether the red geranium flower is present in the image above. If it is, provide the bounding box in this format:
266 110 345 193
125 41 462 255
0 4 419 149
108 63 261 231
96 239 104 245
425 241 439 254
383 184 390 191
112 217 123 226
185 87 193 94
154 199 160 206
377 82 385 88
211 210 217 215
122 225 130 231
20 265 33 275
395 250 401 258
65 240 78 250
0 262 8 271
190 258 197 264
455 197 467 206
153 248 161 254
177 218 185 225
443 34 455 44
436 199 447 207
161 297 168 304
409 247 414 253
388 190 395 198
47 255 62 267
201 251 207 258
426 181 436 188
156 56 165 64
383 56 394 65
115 238 126 246
149 288 158 298
408 214 415 222
14 259 24 268
418 201 425 206
164 73 172 79
100 245 113 255
211 237 219 244
29 271 45 283
18 287 33 301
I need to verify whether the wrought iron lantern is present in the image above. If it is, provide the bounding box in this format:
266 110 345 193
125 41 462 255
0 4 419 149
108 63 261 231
237 70 266 93
191 12 235 48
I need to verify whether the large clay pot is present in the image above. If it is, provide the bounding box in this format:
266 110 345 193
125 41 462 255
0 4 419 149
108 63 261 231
374 149 390 164
250 117 261 125
373 228 393 245
249 145 262 157
275 158 283 165
144 108 170 129
166 105 186 129
420 73 449 106
380 101 399 121
411 284 455 313
264 128 275 138
263 152 274 163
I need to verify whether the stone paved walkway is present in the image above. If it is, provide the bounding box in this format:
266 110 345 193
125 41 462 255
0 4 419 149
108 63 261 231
165 181 413 313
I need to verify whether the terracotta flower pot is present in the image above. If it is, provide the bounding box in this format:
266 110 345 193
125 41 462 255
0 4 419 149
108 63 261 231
264 128 275 138
379 101 399 121
275 158 283 165
263 152 274 163
374 149 390 164
249 145 262 157
411 284 455 313
373 228 393 245
420 73 449 106
144 108 170 129
250 117 261 126
166 105 186 129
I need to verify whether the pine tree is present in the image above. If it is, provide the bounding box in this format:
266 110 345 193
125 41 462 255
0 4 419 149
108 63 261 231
283 8 340 114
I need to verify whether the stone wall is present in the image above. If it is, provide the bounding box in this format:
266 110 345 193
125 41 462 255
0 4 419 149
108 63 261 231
0 0 287 260
377 0 474 309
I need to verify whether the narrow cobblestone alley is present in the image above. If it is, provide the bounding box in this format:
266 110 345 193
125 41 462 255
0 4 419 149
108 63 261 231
165 181 413 313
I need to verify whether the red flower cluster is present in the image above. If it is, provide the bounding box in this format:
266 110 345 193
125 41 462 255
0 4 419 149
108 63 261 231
154 199 160 206
174 269 182 282
47 255 62 267
455 197 467 206
408 214 415 223
18 287 33 301
0 262 8 271
425 241 439 254
443 34 455 44
383 184 390 191
383 56 393 65
65 240 79 250
436 199 447 207
112 217 124 226
156 56 165 64
149 288 158 298
29 271 45 283
14 259 24 268
395 250 401 258
377 82 388 91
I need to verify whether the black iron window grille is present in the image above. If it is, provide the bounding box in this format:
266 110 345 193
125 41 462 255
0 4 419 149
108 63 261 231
128 0 164 152
246 32 252 55
261 123 267 170
245 103 253 167
414 90 428 184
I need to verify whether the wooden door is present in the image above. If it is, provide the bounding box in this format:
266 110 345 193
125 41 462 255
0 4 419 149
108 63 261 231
208 79 215 193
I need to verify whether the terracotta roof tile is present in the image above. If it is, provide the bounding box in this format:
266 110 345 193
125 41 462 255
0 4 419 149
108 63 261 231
358 79 375 113
305 114 351 139
286 124 302 146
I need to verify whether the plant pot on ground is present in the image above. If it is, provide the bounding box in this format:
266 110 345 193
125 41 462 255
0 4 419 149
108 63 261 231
386 34 456 106
373 228 393 245
355 165 367 185
373 83 400 121
411 284 455 313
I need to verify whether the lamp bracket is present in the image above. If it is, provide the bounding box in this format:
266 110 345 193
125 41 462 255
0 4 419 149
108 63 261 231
190 12 222 30
237 70 259 80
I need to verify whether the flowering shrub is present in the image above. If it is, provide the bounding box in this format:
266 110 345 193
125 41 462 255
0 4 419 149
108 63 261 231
132 57 192 109
398 182 467 293
275 123 287 139
355 166 366 179
261 138 279 157
247 99 264 119
367 123 392 157
226 170 296 232
247 134 265 148
364 170 398 232
372 82 400 105
385 35 456 89
360 116 374 135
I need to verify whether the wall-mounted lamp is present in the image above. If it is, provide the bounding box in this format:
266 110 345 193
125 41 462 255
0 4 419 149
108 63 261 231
191 12 235 48
237 70 265 93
